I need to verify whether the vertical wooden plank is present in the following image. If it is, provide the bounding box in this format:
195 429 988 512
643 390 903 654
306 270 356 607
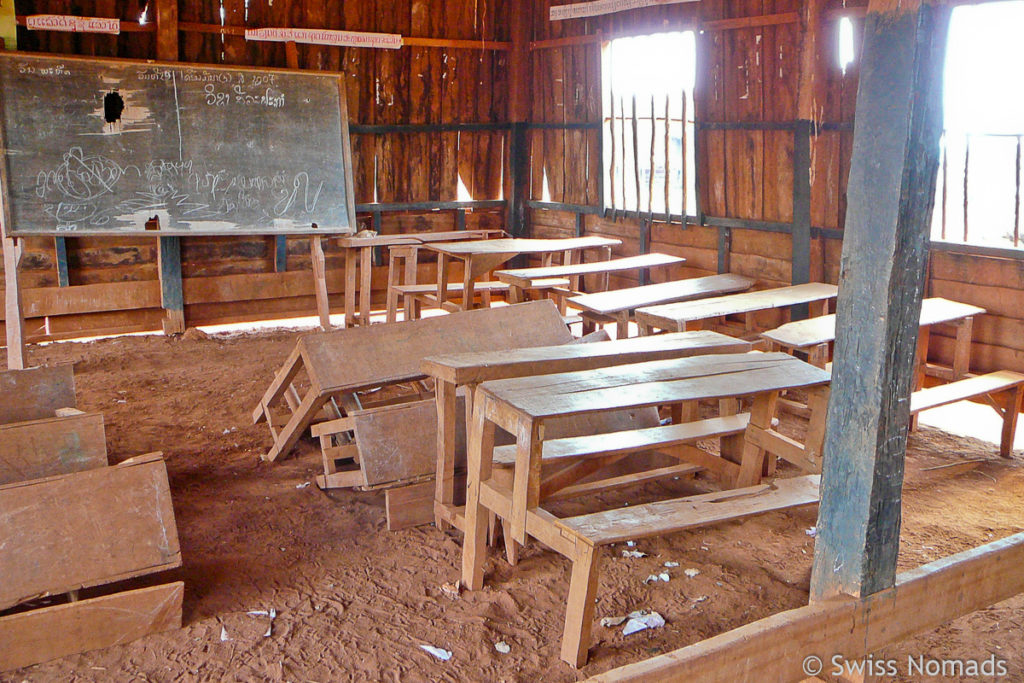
811 1 951 601
2 237 24 369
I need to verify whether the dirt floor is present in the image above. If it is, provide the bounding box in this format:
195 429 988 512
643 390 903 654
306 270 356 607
3 325 1024 682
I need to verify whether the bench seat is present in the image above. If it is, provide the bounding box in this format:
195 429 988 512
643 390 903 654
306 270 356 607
910 371 1024 457
491 413 751 466
560 473 820 545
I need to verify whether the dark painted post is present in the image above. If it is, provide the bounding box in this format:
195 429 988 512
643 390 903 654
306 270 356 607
791 120 812 319
158 236 185 335
811 1 951 599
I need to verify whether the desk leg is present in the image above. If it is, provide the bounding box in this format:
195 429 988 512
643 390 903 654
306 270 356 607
359 245 372 325
805 385 831 471
462 393 496 591
735 392 779 488
437 253 450 307
1000 385 1022 458
462 255 477 310
911 327 930 431
952 316 974 379
344 248 357 328
434 380 458 530
509 284 524 304
386 251 401 324
561 542 602 668
614 312 630 339
510 417 541 545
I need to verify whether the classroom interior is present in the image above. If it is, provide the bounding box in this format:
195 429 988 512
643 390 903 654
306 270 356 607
1 0 1024 679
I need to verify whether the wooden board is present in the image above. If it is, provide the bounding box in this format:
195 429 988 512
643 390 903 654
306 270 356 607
0 581 183 673
567 274 755 316
494 253 684 286
422 330 752 385
0 452 181 611
482 352 831 420
354 397 467 487
0 412 107 485
635 282 838 331
763 297 986 350
0 52 354 235
0 364 76 425
298 300 573 394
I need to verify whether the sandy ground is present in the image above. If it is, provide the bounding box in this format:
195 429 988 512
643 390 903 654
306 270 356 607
2 325 1024 682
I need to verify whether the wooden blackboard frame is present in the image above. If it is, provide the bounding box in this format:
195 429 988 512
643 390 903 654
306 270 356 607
0 51 357 237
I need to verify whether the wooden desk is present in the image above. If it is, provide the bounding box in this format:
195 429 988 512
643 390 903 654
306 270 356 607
334 229 502 327
634 282 839 336
494 252 684 304
762 297 986 378
460 352 830 666
567 273 755 338
420 330 753 530
422 237 621 312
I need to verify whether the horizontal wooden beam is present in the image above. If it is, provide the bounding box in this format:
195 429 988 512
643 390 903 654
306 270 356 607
350 122 510 134
590 532 1024 682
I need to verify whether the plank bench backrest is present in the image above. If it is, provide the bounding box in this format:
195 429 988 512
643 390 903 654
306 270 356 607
567 274 755 316
0 365 76 425
494 252 684 285
299 300 572 394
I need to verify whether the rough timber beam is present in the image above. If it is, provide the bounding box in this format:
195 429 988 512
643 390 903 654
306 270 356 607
811 0 952 599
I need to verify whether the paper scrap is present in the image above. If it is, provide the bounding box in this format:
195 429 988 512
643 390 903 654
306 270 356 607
806 526 817 537
621 549 647 559
622 611 665 635
420 644 452 661
296 482 311 489
601 615 628 627
220 626 230 642
494 641 511 654
643 573 670 584
684 568 700 578
664 561 679 568
440 581 461 600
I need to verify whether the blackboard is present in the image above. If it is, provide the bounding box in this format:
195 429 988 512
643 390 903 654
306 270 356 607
0 53 356 236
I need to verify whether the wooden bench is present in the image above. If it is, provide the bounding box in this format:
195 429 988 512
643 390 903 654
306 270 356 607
391 280 515 321
460 352 831 666
0 364 76 425
635 282 838 337
252 300 574 477
566 273 755 338
910 371 1024 457
494 252 685 309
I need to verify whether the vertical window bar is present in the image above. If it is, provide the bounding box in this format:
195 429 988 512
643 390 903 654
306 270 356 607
962 133 970 243
1015 134 1021 248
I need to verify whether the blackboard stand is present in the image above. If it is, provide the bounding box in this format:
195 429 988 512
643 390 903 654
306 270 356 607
2 234 25 370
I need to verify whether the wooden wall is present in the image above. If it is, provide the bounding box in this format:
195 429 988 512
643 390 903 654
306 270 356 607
1 0 510 341
2 0 1023 380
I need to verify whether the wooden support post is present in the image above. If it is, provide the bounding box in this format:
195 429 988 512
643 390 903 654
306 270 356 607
507 1 532 240
53 236 69 287
716 226 731 273
811 0 951 600
157 236 185 336
154 0 178 62
2 236 25 370
274 236 287 272
311 236 331 330
791 120 812 320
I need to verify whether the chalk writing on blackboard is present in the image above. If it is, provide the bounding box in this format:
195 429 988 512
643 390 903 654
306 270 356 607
0 53 354 235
